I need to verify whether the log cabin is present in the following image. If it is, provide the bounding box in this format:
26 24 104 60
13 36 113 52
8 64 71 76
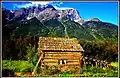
37 37 84 71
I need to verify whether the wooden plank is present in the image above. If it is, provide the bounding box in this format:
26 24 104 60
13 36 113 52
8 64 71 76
43 57 80 60
44 54 81 58
42 59 58 63
60 64 80 66
32 53 43 75
67 60 80 62
41 63 58 66
44 52 81 54
42 59 80 63
41 61 80 66
49 52 80 54
67 62 79 65
60 65 80 69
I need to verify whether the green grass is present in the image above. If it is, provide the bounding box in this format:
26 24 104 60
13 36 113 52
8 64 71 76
2 60 118 77
111 62 118 68
2 60 34 74
59 66 118 77
80 66 118 77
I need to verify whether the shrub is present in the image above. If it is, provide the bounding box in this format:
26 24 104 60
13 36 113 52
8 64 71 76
32 53 38 66
26 44 36 63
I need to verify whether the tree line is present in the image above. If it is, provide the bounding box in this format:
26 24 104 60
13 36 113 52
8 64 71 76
79 39 118 62
2 36 118 62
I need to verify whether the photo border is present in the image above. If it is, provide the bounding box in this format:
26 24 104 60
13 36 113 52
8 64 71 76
0 0 119 78
0 1 2 77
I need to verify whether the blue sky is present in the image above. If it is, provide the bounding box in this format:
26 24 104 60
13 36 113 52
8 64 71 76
2 1 118 25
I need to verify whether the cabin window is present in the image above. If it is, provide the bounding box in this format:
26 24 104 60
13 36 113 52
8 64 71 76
59 59 66 64
71 46 74 48
43 54 45 57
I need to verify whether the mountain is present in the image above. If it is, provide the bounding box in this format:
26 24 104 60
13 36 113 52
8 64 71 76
86 18 101 22
2 5 83 25
2 5 118 41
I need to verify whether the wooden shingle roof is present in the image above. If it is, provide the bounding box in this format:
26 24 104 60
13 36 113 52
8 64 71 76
38 37 84 52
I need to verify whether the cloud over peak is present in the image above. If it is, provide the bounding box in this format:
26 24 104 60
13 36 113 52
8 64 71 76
14 1 51 8
13 1 72 10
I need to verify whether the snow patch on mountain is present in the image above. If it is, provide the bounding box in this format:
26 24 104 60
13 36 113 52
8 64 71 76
3 4 92 25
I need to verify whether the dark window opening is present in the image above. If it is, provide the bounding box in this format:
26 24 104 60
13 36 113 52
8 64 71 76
71 46 74 48
59 59 66 64
43 54 45 57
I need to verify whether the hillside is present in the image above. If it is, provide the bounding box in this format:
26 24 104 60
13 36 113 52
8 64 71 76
3 16 118 41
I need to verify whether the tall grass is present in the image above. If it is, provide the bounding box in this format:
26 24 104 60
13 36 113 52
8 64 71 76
2 60 118 77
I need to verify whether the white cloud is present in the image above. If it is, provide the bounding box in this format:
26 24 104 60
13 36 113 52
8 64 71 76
14 1 50 8
14 1 52 8
14 1 73 10
31 1 51 5
14 3 32 8
54 6 73 10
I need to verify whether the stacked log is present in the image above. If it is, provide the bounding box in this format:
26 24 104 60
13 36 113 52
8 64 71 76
82 56 111 69
42 51 81 66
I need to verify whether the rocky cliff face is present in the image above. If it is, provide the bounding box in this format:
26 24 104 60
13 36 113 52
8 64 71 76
3 4 84 25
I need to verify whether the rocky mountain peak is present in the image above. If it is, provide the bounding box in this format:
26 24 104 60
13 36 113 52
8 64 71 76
2 4 84 25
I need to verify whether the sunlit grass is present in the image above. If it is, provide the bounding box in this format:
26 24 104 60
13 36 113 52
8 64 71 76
111 62 118 68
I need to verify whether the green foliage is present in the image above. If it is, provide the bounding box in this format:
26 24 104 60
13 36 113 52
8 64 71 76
26 44 36 63
3 36 39 60
3 17 118 61
47 27 56 37
81 66 104 73
60 71 72 77
43 19 65 37
79 39 118 62
32 53 38 66
10 18 49 37
2 60 118 77
58 66 118 77
5 17 118 40
111 62 118 68
2 60 34 74
78 66 118 77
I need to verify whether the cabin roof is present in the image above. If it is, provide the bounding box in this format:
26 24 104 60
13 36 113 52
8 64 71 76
38 37 84 52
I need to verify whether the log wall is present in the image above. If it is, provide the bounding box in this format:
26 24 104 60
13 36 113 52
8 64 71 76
40 51 82 68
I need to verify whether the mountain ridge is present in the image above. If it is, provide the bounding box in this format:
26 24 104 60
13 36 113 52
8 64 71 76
2 5 107 25
2 5 118 42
